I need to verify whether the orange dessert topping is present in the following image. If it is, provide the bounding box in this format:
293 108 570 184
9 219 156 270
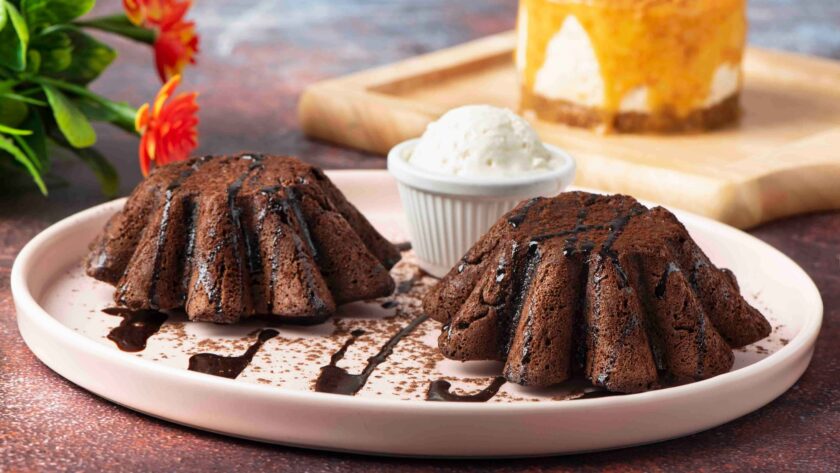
518 0 745 118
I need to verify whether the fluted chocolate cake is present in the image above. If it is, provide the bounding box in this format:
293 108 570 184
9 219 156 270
87 153 400 324
424 192 771 393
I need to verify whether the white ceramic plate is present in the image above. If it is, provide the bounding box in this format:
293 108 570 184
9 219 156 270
12 170 822 457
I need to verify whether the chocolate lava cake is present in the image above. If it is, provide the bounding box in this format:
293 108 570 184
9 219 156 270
87 153 401 324
423 192 771 393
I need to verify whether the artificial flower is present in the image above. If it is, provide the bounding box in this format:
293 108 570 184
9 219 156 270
124 0 199 82
123 0 191 28
135 74 199 176
154 20 199 81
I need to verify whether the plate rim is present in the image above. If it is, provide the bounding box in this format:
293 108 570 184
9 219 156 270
11 170 824 414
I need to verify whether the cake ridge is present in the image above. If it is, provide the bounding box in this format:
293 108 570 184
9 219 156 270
424 191 771 392
87 153 399 324
124 155 212 310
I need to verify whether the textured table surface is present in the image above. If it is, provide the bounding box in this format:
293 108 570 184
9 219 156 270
1 1 839 471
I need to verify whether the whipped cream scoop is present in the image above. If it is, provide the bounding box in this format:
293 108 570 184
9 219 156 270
408 105 554 177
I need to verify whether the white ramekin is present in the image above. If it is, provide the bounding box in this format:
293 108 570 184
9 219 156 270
387 138 576 277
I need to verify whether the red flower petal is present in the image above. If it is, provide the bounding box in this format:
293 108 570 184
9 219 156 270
154 20 199 82
125 0 192 28
135 75 199 177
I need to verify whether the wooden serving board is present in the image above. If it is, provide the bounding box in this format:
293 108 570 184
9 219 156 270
298 31 840 228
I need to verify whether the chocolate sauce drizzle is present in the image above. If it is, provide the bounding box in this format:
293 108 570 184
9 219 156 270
188 329 279 379
655 262 681 299
103 307 168 352
494 241 517 283
425 377 616 403
396 268 430 295
314 329 366 393
147 188 176 309
380 300 399 309
598 209 644 287
136 162 205 309
444 195 685 392
426 377 507 402
183 154 331 319
187 156 264 318
688 260 710 377
493 197 652 387
314 315 429 395
112 155 239 311
505 242 541 363
220 157 264 314
506 197 542 228
180 201 199 303
286 187 318 260
573 245 594 368
258 184 327 315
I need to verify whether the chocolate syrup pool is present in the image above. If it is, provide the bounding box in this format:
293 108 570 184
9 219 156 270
100 306 616 403
314 315 429 396
188 329 279 379
103 307 168 352
426 377 507 402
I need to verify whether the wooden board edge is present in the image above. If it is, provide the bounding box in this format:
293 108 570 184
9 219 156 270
298 83 441 154
298 31 517 153
741 128 840 226
319 31 516 90
746 47 840 87
302 30 840 104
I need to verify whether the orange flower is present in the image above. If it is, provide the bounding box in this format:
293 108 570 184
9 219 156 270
154 20 199 82
124 0 191 28
124 0 199 82
136 75 199 176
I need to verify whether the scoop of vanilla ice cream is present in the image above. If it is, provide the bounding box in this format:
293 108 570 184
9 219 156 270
408 105 553 177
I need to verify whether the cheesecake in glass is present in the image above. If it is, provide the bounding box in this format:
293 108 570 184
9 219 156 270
516 0 746 133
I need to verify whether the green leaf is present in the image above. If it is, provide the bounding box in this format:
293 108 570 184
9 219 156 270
0 3 29 71
31 76 138 133
41 83 96 147
0 91 46 106
0 123 31 134
25 48 39 73
48 28 116 84
31 29 72 73
74 95 136 133
19 109 47 170
46 118 119 196
0 79 15 93
21 0 94 32
75 14 156 45
6 1 27 44
66 145 118 197
0 95 28 126
13 133 38 171
0 0 7 32
0 133 46 194
73 96 112 121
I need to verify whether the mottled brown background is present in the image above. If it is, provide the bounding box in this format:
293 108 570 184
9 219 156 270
1 1 839 471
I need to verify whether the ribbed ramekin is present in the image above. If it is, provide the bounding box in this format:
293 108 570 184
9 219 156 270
387 138 576 277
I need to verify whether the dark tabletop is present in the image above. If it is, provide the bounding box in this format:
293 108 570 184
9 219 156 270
1 1 839 471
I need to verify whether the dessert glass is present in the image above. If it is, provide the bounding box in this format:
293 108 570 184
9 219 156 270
387 138 575 277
